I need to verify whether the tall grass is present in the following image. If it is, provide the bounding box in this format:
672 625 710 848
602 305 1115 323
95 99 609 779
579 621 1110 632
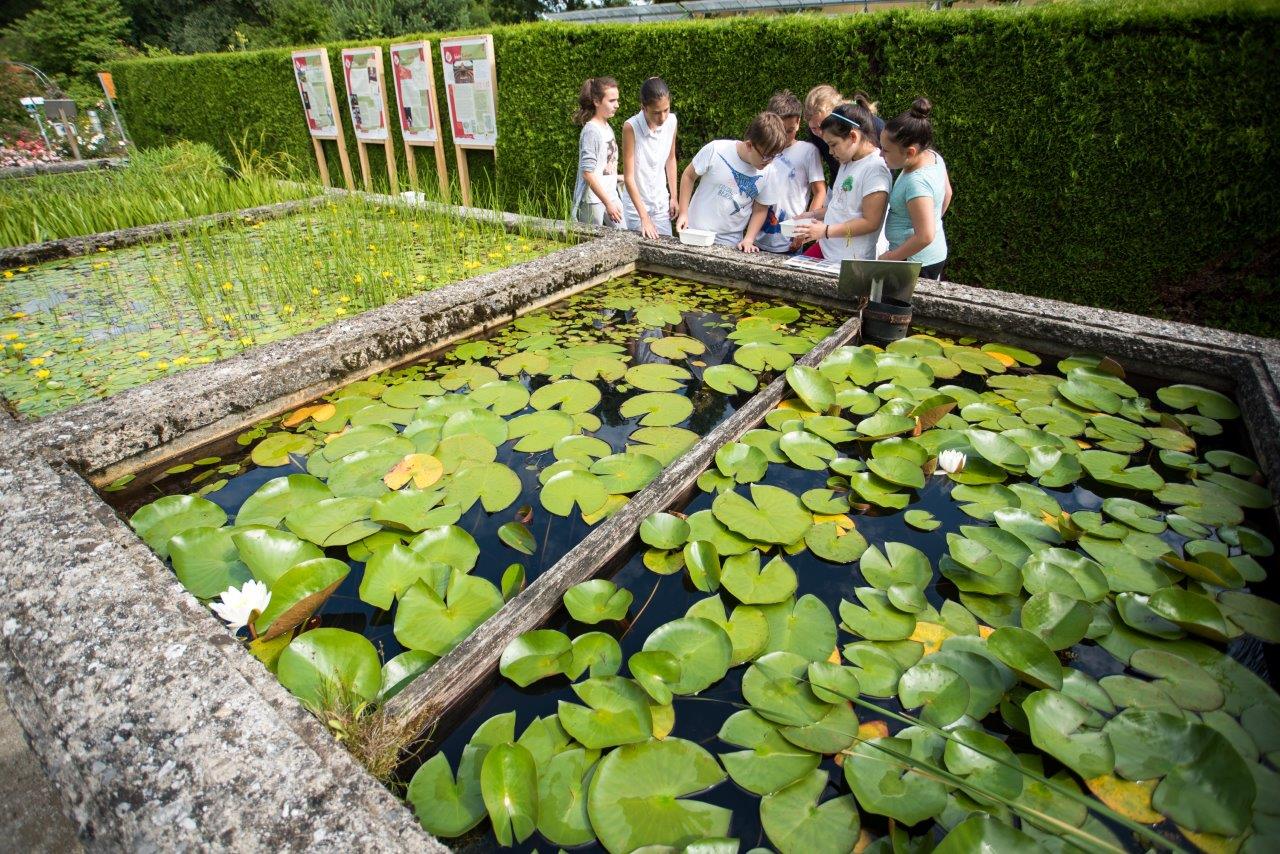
0 141 318 248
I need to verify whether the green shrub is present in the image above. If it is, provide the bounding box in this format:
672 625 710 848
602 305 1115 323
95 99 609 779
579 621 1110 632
107 1 1280 336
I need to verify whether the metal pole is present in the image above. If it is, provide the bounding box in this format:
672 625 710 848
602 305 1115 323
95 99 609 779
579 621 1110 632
100 87 131 152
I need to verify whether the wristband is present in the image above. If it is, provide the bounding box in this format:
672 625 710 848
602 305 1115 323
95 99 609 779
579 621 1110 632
824 223 830 239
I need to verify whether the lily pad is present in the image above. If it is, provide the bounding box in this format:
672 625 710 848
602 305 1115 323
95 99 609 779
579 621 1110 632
131 494 228 559
703 363 758 394
565 579 633 624
642 617 733 694
712 484 812 545
277 627 381 711
394 574 503 655
760 769 860 854
620 391 694 427
558 676 653 749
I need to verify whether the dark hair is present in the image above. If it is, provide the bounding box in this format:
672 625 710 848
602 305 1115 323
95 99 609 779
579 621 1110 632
820 102 880 145
640 76 670 106
849 90 880 116
883 98 934 151
766 90 803 119
573 76 618 126
744 112 789 158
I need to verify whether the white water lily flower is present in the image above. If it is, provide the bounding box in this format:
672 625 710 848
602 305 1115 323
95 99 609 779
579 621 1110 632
937 449 967 475
210 580 271 631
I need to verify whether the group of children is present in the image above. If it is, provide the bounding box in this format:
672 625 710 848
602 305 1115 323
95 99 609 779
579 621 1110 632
572 77 952 279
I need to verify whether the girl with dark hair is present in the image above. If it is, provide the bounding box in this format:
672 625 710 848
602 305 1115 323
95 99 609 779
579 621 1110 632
790 101 891 261
879 98 953 279
621 77 679 238
572 76 624 228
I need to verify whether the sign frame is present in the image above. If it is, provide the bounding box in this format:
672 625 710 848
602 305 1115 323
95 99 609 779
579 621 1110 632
439 34 498 205
291 48 354 190
389 39 449 197
341 45 398 193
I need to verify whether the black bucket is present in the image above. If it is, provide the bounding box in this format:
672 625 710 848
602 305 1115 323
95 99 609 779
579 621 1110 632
862 298 912 345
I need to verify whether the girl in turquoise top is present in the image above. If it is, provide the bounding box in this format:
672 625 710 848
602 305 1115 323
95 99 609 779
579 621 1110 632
879 98 953 280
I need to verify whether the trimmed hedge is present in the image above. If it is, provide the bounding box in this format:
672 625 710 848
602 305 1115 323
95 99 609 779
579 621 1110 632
109 2 1280 336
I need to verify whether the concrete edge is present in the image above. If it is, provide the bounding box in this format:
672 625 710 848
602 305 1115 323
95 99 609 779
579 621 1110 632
0 158 124 181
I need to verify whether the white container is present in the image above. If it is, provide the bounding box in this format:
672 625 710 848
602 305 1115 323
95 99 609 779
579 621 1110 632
678 227 716 247
779 220 799 238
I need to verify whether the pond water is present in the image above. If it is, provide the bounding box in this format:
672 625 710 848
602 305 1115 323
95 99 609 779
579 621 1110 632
420 332 1279 853
0 197 562 416
112 272 844 666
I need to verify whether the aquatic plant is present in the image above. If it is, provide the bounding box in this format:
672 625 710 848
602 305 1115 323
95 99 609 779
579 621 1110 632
1 195 562 416
414 335 1278 852
0 141 313 247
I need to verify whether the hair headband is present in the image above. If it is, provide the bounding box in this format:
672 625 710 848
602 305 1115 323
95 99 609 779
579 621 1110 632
828 111 862 130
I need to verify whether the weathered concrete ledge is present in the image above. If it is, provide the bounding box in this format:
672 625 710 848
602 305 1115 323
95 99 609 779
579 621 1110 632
0 197 325 268
0 410 443 851
16 232 638 480
0 157 124 181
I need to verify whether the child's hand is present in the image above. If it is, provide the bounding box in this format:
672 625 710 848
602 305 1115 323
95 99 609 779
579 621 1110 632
737 238 759 253
792 210 818 220
668 199 678 220
675 212 689 233
606 201 624 223
640 216 659 240
793 220 825 242
789 236 806 252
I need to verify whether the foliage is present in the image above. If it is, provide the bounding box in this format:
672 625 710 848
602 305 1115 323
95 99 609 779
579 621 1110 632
110 2 1280 335
3 0 132 83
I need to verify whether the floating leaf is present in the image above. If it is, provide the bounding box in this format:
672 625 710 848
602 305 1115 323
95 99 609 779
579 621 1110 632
703 363 758 394
498 521 536 555
844 736 948 824
394 574 503 655
254 557 349 639
712 484 811 545
620 391 694 427
232 528 323 586
625 363 692 392
558 676 653 749
1157 384 1240 419
250 431 315 467
642 617 733 694
785 365 836 413
500 629 573 687
168 526 251 599
717 710 819 795
760 769 860 854
131 494 227 559
565 579 633 624
277 627 381 711
359 543 450 610
446 461 522 513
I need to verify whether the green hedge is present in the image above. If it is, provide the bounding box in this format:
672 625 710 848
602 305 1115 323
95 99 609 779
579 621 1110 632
109 2 1280 337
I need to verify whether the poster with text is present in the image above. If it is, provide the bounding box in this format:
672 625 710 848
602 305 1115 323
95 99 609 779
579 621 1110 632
341 46 389 143
291 49 339 140
440 35 497 149
390 41 439 144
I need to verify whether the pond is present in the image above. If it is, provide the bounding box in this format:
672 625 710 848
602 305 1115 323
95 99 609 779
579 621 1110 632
0 196 562 416
419 332 1279 853
112 271 845 710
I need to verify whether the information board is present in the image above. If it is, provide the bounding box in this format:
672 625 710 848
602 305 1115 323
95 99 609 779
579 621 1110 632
390 41 440 144
439 35 497 149
291 49 340 140
341 46 390 143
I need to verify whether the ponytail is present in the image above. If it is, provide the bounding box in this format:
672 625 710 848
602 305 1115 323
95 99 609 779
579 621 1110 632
573 76 618 126
883 98 934 151
849 90 880 117
640 76 670 106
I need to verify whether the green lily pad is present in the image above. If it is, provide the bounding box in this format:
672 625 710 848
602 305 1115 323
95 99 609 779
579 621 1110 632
761 769 860 854
742 651 831 727
717 709 820 795
1157 383 1240 419
591 451 662 493
253 557 350 639
586 737 730 853
508 410 577 452
231 528 324 586
558 676 653 749
716 442 768 483
407 713 513 837
628 426 700 466
497 521 536 555
779 430 838 470
566 631 623 680
370 488 461 532
712 484 811 545
250 431 315 467
131 494 228 559
565 579 633 624
785 365 835 412
277 627 381 711
541 468 609 517
735 343 794 371
359 543 450 609
642 617 733 694
805 522 868 563
408 524 480 574
394 574 503 655
446 461 522 513
761 595 838 662
500 629 574 687
684 540 722 593
988 627 1063 689
536 747 598 846
284 496 378 547
935 815 1036 852
620 391 694 427
168 526 252 599
703 363 758 394
904 509 940 531
530 378 601 414
1023 689 1113 779
626 363 692 392
236 474 333 527
721 552 798 605
844 735 948 824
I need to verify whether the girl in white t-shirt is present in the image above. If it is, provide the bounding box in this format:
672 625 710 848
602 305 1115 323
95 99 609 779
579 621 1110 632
741 90 826 254
571 76 624 228
791 101 891 261
621 77 678 239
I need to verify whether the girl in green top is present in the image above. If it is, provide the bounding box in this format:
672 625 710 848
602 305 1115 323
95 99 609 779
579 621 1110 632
879 98 953 280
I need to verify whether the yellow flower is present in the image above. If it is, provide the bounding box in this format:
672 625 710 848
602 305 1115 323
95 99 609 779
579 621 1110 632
240 336 253 346
252 222 264 230
155 361 169 370
97 247 108 253
415 274 426 284
504 244 513 252
205 315 215 324
260 265 269 273
69 336 83 344
335 307 346 316
352 274 363 284
313 260 322 270
173 356 190 366
367 244 377 252
29 357 44 367
222 282 234 292
18 266 29 272
339 295 351 303
282 304 295 315
136 350 150 359
2 333 17 341
310 287 320 296
10 312 26 319
35 369 50 380
3 271 13 279
11 342 25 351
194 262 204 271
380 270 392 279
222 313 235 323
150 275 161 284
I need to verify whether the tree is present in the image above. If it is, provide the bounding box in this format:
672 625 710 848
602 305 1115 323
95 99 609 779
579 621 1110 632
4 0 131 80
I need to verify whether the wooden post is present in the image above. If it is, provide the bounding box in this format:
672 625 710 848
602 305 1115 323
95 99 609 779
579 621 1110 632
311 137 331 188
455 146 471 206
355 140 372 191
433 142 448 198
401 138 420 193
383 136 398 195
63 124 81 160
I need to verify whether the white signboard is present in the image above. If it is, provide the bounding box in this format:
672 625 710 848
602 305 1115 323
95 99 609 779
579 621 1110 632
341 46 390 143
292 49 340 140
390 41 440 145
439 35 497 149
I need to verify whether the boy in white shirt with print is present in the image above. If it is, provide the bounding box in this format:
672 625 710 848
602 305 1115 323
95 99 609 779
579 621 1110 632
675 113 789 249
741 91 827 254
